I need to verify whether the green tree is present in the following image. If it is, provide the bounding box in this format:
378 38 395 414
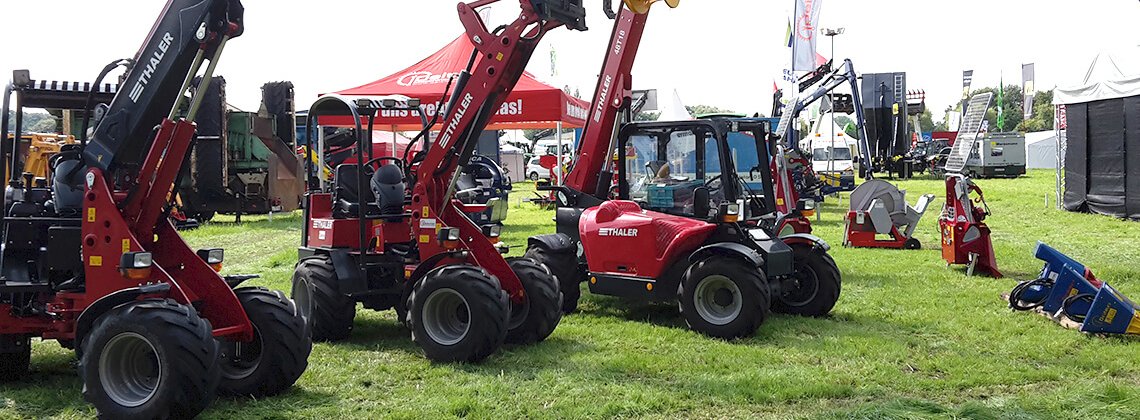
685 105 734 117
918 109 935 132
1016 90 1055 132
635 111 659 121
5 110 56 133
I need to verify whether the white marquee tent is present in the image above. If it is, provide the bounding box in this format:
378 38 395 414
1024 131 1057 169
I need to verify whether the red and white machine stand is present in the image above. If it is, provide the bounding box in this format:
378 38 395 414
938 92 1001 277
939 174 1001 277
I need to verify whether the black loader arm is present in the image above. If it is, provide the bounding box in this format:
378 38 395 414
83 0 244 173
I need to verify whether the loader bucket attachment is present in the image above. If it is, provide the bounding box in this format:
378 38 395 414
1079 283 1140 335
623 0 679 14
1042 264 1100 314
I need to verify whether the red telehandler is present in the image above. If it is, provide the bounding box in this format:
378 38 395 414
527 1 841 339
291 0 636 362
0 1 310 418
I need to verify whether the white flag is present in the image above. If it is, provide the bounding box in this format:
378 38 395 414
792 0 824 71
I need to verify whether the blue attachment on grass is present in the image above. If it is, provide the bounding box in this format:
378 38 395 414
1042 264 1100 314
1034 241 1088 282
1079 283 1140 335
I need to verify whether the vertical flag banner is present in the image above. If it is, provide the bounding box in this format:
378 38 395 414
792 0 824 71
962 70 974 100
961 70 974 121
996 75 1006 132
1023 63 1036 118
549 44 558 79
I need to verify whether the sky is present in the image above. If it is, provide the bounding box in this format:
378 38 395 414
2 0 1139 124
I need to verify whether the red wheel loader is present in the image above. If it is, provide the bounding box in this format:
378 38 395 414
0 1 310 417
528 0 841 339
291 0 627 363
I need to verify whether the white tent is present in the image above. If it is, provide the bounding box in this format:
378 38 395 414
656 89 693 121
1024 131 1057 169
1054 47 1140 218
499 144 525 181
1055 48 1140 105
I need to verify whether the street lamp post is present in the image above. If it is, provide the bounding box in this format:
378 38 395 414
820 27 844 187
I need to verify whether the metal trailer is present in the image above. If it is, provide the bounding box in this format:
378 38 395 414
965 132 1027 178
178 79 302 221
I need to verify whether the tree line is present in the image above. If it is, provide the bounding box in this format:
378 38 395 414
5 110 58 133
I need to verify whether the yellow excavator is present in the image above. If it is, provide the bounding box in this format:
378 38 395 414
4 132 76 182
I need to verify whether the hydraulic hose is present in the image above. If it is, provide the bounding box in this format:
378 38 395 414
80 58 133 146
1061 293 1096 323
1008 277 1053 311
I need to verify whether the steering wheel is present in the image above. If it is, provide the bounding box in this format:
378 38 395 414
704 174 723 193
362 156 405 174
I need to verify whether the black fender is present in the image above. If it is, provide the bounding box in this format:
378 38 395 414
780 233 831 252
527 233 576 254
74 282 172 350
330 250 365 295
689 242 765 268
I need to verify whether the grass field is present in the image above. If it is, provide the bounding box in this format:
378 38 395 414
3 169 1139 419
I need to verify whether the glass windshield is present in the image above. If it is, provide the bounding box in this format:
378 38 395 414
812 147 851 161
624 127 724 216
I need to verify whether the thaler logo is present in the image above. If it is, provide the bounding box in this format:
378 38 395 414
598 228 638 237
439 93 474 148
130 32 174 103
312 220 333 230
592 75 612 123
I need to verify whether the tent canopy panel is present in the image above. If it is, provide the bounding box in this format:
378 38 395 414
1085 99 1126 217
1064 103 1089 212
328 35 589 130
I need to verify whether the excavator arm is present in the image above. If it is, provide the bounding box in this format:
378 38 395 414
775 59 873 178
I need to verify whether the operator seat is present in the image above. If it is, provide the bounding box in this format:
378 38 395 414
369 163 406 221
50 145 86 217
333 164 377 218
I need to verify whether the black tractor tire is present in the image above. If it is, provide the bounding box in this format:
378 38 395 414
80 299 220 419
218 287 312 397
773 245 842 316
408 265 508 363
292 256 356 341
524 246 582 314
904 238 922 250
0 335 31 380
679 257 771 339
504 257 563 345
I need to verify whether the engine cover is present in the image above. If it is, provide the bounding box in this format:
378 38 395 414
579 200 715 279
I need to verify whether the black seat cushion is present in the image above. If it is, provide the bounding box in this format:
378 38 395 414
370 164 405 218
334 164 378 217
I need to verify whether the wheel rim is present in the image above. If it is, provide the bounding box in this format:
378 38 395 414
220 325 264 380
422 288 471 346
507 296 531 330
99 332 161 408
783 262 820 307
294 278 314 323
693 275 742 325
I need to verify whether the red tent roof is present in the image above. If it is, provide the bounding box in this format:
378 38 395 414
328 35 590 131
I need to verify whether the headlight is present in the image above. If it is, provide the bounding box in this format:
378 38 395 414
121 252 153 269
438 227 461 243
481 224 502 238
197 248 224 265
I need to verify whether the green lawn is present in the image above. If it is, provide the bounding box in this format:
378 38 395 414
3 170 1139 419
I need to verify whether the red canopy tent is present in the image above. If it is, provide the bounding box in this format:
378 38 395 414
325 35 590 131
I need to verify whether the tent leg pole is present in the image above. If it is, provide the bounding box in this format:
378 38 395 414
556 121 564 186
